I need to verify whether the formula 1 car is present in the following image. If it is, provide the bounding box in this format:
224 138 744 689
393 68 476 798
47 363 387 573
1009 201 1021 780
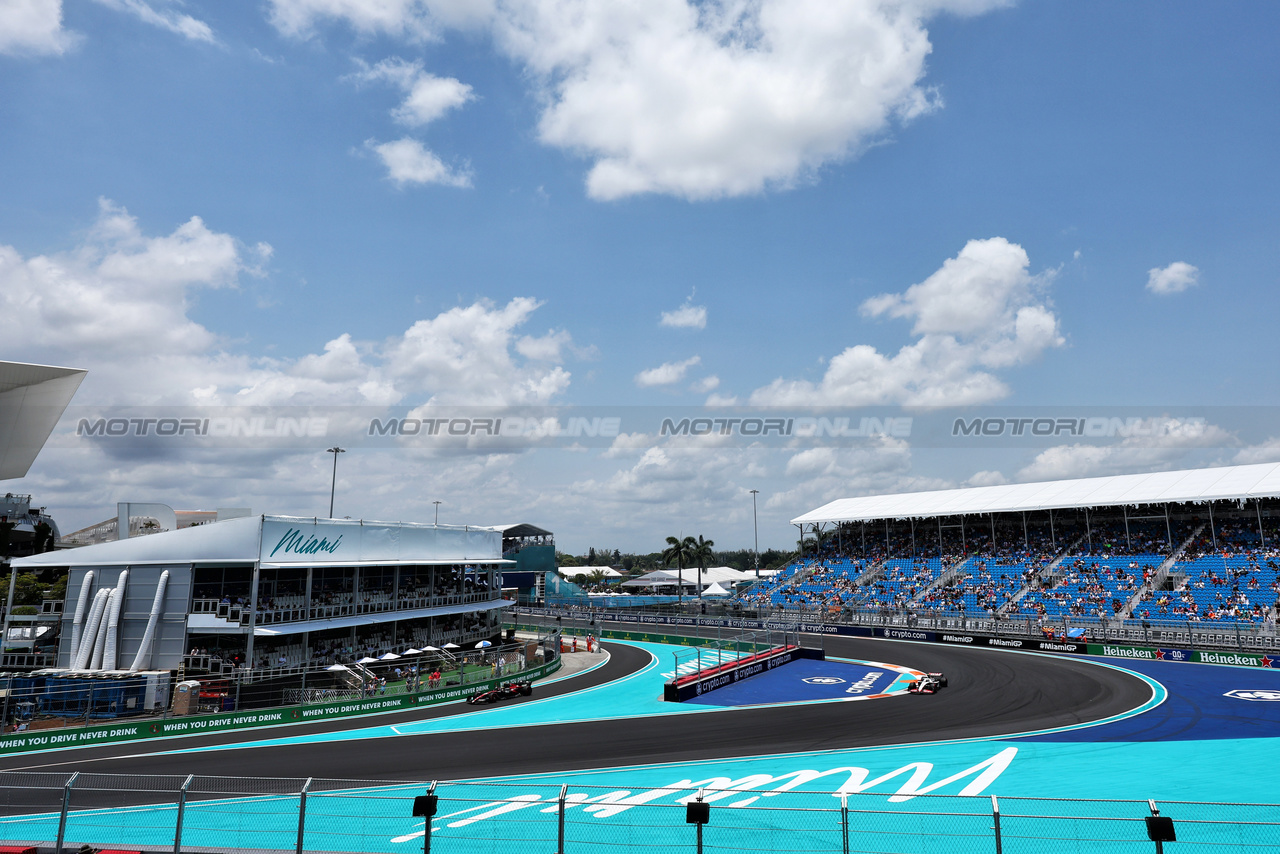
905 673 947 694
467 681 533 705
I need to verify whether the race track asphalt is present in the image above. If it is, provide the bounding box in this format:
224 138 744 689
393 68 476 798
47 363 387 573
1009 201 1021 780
0 637 1152 786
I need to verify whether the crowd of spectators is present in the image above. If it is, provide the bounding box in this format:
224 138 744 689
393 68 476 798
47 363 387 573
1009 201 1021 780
731 513 1280 626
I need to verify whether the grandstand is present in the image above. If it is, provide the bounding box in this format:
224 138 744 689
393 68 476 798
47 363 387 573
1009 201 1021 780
752 463 1280 629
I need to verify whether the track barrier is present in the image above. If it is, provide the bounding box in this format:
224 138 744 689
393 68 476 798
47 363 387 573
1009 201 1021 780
0 655 562 755
0 772 1270 854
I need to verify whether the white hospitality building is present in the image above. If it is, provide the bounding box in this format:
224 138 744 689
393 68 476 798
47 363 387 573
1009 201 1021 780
10 515 512 674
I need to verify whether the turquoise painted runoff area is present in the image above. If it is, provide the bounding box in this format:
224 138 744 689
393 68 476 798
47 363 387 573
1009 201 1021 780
9 641 1280 853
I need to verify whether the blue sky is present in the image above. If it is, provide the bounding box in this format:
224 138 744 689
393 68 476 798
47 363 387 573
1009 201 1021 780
1 0 1278 551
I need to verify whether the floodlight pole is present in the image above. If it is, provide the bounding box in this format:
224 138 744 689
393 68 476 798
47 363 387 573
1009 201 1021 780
326 447 345 518
750 490 760 578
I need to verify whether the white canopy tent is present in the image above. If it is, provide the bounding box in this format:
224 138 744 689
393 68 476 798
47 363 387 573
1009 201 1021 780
792 462 1280 526
622 566 755 589
700 582 732 597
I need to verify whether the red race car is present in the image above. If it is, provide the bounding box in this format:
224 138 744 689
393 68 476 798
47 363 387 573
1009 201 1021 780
467 681 533 705
906 673 947 694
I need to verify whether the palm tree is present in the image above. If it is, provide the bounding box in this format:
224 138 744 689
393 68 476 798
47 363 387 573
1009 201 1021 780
690 535 715 596
663 535 695 604
811 524 827 558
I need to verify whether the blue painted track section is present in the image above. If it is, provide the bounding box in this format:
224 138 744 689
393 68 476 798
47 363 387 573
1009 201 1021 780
1031 654 1280 742
685 658 905 706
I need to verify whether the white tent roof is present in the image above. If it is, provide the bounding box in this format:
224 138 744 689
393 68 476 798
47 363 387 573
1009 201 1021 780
557 565 625 578
621 566 754 588
700 582 732 597
792 462 1280 526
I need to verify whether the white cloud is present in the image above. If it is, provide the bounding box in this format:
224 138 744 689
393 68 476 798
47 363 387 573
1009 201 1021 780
751 237 1063 406
267 0 1010 200
267 0 442 40
1146 261 1200 295
1016 419 1236 482
690 375 720 393
660 300 707 329
90 0 216 43
635 355 701 388
0 200 574 408
966 470 1008 487
1233 438 1280 466
350 57 474 127
0 0 77 55
368 137 472 187
769 438 946 515
385 297 572 405
516 329 571 362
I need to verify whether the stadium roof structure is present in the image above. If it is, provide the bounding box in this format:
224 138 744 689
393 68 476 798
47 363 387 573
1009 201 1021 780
13 514 510 569
0 360 87 480
792 462 1280 527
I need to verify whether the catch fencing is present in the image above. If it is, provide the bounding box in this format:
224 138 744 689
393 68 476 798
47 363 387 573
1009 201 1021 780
0 772 1276 853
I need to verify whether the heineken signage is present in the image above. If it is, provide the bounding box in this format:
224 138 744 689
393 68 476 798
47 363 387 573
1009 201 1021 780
1197 651 1265 667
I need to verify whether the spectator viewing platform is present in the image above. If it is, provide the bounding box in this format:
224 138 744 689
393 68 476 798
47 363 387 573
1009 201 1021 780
736 464 1280 629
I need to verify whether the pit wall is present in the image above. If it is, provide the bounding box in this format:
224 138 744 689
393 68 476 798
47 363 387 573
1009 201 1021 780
0 657 562 755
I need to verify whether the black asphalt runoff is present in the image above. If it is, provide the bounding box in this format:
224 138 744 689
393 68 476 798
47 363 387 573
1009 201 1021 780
0 637 1152 785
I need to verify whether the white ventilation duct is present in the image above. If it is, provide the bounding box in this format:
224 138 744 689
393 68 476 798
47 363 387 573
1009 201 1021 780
103 569 128 671
69 570 95 661
74 588 110 670
129 569 169 672
90 591 112 670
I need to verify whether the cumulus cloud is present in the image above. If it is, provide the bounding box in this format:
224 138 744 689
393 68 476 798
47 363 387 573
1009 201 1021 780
1234 439 1280 466
751 237 1063 407
0 200 574 408
268 0 1010 200
660 298 707 329
90 0 216 42
1146 261 1200 295
966 470 1008 487
1016 419 1236 482
0 0 77 56
350 57 474 126
635 355 701 388
690 375 720 393
367 137 472 187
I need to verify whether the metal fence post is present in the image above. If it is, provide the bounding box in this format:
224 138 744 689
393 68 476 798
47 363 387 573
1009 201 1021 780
173 773 194 854
55 771 78 854
991 795 1002 854
557 783 567 854
295 777 312 854
840 793 849 854
423 780 437 854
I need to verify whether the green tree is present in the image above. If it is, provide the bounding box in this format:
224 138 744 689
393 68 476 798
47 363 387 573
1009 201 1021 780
662 535 695 604
0 572 46 606
690 535 715 595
